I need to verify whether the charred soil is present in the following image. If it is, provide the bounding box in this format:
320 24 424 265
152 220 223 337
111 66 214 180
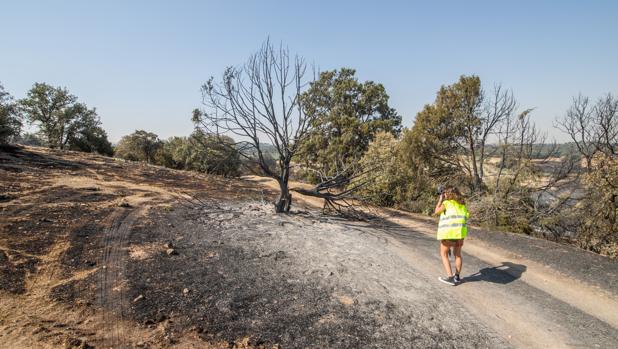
3 146 616 349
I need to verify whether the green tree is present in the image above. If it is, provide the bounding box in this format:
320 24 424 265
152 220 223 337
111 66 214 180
357 132 411 206
159 131 241 177
115 130 163 163
65 107 113 155
159 136 191 169
0 83 21 144
19 83 77 148
298 68 401 180
402 75 515 191
18 82 111 152
187 130 240 177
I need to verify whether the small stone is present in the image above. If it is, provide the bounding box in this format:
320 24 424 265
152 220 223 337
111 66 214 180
166 248 178 256
165 241 174 249
133 294 144 303
182 288 190 295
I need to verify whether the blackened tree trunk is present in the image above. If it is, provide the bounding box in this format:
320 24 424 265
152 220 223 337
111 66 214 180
275 179 292 213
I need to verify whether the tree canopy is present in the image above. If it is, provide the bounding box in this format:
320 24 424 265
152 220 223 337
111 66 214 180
115 130 163 163
159 130 241 177
297 68 401 180
402 75 516 191
18 82 112 153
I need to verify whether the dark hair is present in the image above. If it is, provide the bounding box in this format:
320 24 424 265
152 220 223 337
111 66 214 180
443 186 465 204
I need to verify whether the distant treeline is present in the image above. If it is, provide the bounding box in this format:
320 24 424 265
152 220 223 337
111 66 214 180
483 143 580 159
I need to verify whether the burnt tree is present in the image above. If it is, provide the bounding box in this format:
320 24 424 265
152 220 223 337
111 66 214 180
193 40 313 213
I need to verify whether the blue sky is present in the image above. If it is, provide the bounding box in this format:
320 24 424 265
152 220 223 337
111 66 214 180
1 0 617 142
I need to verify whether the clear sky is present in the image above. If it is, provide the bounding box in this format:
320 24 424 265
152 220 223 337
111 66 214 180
1 0 617 142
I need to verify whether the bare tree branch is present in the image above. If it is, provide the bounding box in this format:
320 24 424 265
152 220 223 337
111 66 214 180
194 39 314 212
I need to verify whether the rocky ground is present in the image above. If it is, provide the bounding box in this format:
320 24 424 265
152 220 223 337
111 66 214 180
1 145 617 348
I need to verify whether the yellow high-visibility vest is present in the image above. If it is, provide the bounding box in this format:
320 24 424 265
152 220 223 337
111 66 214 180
437 199 469 240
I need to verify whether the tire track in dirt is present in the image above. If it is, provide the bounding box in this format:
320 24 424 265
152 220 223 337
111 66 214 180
97 206 144 348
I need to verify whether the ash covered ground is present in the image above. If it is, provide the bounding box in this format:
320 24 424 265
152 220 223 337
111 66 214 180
113 201 505 348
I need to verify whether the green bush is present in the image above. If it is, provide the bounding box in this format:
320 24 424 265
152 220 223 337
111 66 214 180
157 130 241 177
115 130 163 163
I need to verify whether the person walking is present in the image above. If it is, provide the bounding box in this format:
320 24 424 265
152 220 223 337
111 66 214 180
434 186 469 286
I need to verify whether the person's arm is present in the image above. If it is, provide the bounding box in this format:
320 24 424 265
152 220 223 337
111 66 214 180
434 193 445 216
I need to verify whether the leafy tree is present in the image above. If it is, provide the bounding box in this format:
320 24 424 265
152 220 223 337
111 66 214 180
187 130 240 177
19 83 77 148
159 136 191 169
18 82 112 152
402 75 515 191
65 108 113 155
298 68 401 180
357 132 412 206
0 83 21 144
115 130 163 163
159 130 241 177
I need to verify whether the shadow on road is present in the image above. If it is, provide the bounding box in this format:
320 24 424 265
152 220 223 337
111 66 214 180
464 262 527 285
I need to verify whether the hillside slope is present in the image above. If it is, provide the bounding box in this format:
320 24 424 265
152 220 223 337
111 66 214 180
1 146 617 348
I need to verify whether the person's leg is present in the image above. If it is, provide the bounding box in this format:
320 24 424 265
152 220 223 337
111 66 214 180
440 240 453 277
454 239 464 275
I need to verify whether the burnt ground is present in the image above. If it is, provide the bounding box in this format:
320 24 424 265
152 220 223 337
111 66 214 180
2 145 617 349
117 203 505 348
0 146 505 348
0 145 264 348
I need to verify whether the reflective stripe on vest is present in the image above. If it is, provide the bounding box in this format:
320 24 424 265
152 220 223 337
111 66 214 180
439 215 468 221
438 222 467 228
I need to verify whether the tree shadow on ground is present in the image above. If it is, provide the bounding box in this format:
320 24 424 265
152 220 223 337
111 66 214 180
464 262 527 285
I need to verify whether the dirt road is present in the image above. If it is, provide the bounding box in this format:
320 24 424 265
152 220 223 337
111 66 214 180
246 176 618 349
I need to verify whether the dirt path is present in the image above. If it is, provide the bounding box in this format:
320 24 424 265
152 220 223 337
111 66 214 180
246 176 618 349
